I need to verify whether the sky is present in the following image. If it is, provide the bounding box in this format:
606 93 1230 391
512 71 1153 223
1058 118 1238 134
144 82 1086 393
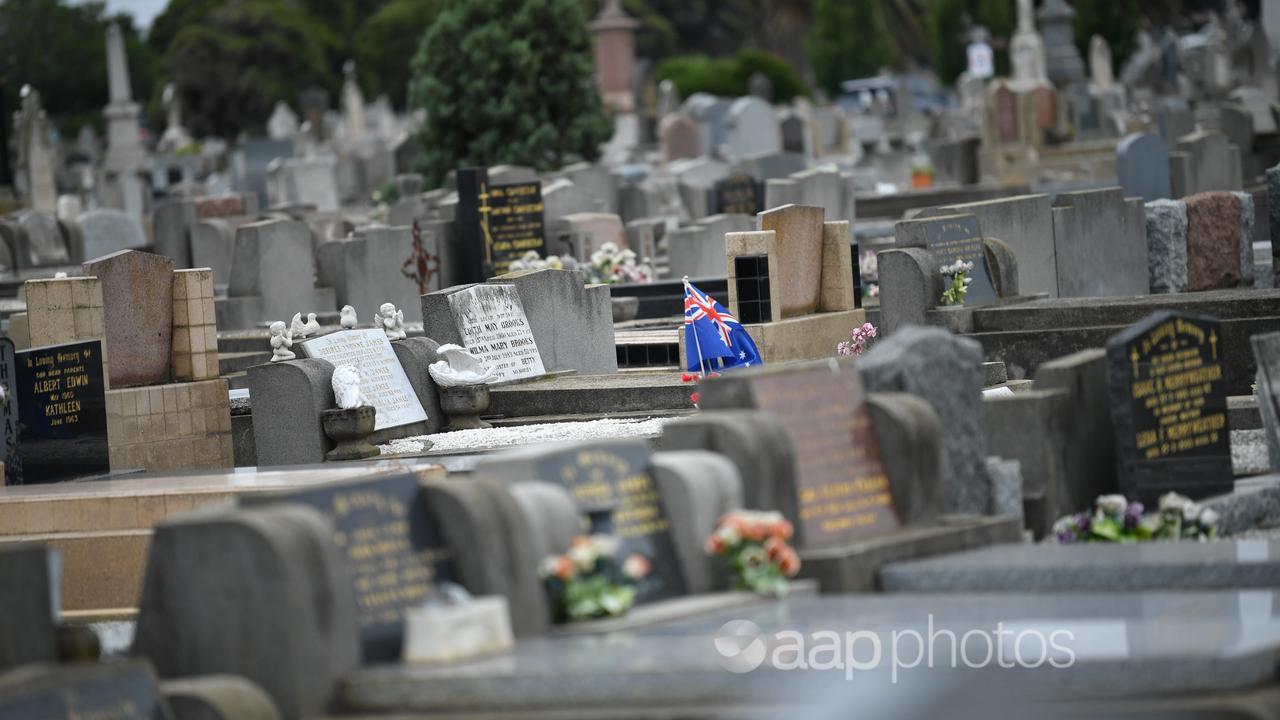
83 0 168 29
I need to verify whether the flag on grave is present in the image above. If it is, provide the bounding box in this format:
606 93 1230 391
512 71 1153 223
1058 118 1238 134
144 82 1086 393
683 278 762 373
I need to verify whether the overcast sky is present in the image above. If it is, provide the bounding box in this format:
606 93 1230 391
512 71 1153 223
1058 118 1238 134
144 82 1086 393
88 0 169 29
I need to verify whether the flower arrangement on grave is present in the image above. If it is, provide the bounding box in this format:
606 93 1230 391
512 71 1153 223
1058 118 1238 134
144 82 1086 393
939 259 974 306
586 242 655 285
705 511 800 597
1052 493 1219 544
538 535 652 622
508 250 578 273
837 322 878 358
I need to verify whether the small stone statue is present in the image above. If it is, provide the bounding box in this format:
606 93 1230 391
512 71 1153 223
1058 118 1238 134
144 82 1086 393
269 321 295 362
331 365 368 409
290 311 320 339
340 305 358 329
428 344 498 386
376 302 406 340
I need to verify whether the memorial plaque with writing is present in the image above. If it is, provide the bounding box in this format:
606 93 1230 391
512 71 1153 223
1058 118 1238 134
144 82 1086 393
447 284 546 382
699 362 899 548
456 167 546 282
299 329 428 431
1105 311 1232 503
15 340 108 484
0 660 167 719
0 339 22 485
244 471 453 662
715 174 764 215
923 215 996 303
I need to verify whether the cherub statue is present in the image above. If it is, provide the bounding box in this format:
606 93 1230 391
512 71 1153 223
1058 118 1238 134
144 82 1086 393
269 321 295 362
331 365 368 409
340 305 358 329
375 302 406 340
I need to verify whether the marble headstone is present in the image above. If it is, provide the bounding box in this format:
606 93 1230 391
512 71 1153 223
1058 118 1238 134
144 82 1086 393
445 284 546 383
299 329 428 431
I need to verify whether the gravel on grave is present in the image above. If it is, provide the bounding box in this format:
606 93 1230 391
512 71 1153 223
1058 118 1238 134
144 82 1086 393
380 417 670 455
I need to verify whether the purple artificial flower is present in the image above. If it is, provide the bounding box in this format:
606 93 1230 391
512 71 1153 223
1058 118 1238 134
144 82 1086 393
1123 502 1144 531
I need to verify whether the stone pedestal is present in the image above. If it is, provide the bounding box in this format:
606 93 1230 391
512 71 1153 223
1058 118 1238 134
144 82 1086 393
440 384 492 431
322 406 379 461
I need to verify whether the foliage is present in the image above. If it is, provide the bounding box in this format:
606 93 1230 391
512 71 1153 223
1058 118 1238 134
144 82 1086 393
164 0 332 138
1073 0 1140 74
657 51 808 102
939 259 974 306
0 0 158 138
354 0 442 108
408 0 612 187
926 0 1013 85
1053 493 1219 544
806 0 891 97
539 535 651 622
705 511 799 597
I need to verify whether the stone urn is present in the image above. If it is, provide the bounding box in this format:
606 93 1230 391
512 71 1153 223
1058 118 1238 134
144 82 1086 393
611 296 640 323
322 405 379 461
440 383 492 431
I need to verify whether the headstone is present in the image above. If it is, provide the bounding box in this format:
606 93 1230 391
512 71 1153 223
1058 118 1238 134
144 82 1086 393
15 339 109 483
442 284 546 382
15 209 69 266
931 194 1057 297
0 544 57 670
78 209 148 260
455 168 546 282
659 113 702 163
1144 199 1189 294
1229 87 1277 135
477 439 687 604
714 174 764 217
894 214 997 303
723 97 781 160
244 472 452 662
1184 192 1244 291
1105 311 1232 503
0 341 20 483
1172 130 1242 197
1050 188 1149 298
698 362 901 547
1116 133 1171 204
489 269 616 375
298 329 429 431
0 661 167 719
1089 34 1114 89
758 204 824 317
779 114 808 155
82 250 174 388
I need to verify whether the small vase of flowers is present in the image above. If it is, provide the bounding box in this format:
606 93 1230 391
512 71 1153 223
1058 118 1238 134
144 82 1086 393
706 511 800 597
539 535 652 622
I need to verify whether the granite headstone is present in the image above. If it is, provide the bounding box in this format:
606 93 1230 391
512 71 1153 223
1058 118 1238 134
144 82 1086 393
15 339 108 483
456 168 546 282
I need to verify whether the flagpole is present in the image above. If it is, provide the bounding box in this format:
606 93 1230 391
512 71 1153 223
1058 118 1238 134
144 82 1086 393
683 276 708 377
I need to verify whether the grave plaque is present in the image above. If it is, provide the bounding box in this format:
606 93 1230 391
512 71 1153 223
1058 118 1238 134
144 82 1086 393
1105 311 1232 503
299 329 428 431
447 284 546 382
715 174 764 215
480 441 687 604
0 339 21 484
15 340 108 483
244 471 452 663
457 167 546 282
0 660 167 719
922 215 996 302
699 361 900 547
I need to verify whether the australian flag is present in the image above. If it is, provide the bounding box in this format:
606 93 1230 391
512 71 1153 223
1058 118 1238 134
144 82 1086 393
683 279 763 373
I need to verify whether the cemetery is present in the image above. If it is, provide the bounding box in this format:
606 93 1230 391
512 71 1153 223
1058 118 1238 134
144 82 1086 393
7 0 1280 717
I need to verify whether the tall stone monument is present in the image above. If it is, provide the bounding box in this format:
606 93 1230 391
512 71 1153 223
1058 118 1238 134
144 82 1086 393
101 24 147 217
341 60 366 143
13 86 56 212
157 83 193 153
589 0 640 114
1039 0 1086 87
1010 0 1048 90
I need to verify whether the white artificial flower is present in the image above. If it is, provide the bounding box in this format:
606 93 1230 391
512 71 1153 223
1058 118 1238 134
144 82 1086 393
715 523 742 547
547 256 563 270
1096 495 1128 516
1182 502 1203 523
1158 492 1191 513
591 534 620 559
569 542 597 571
1199 508 1219 528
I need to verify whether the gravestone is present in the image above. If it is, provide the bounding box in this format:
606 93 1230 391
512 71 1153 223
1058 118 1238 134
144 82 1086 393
723 97 781 159
758 204 825 317
477 439 687 604
1270 164 1280 288
443 284 546 382
1144 199 1188 294
659 113 701 163
1050 188 1148 298
1253 332 1280 470
714 174 764 216
456 168 546 282
0 660 168 719
82 250 174 388
15 210 70 267
16 339 108 483
222 218 328 329
489 269 616 375
894 213 997 303
698 361 901 547
0 340 21 484
298 329 428 432
244 472 452 662
1105 311 1232 503
0 545 57 670
78 208 148 260
1184 192 1244 291
1116 133 1171 203
1172 130 1242 197
931 194 1057 297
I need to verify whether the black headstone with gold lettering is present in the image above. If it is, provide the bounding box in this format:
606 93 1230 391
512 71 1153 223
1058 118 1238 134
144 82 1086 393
243 471 454 662
477 439 687 604
0 339 21 484
456 167 547 282
15 339 108 483
1105 310 1232 503
0 659 167 719
715 174 764 216
698 360 901 548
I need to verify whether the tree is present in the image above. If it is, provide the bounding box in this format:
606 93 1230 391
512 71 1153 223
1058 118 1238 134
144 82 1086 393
1074 0 1140 73
354 0 443 108
409 0 612 187
164 0 331 138
806 0 893 96
926 0 1013 86
658 51 809 102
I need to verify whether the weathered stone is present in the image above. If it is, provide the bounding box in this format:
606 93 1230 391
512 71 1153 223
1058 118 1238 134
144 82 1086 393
876 247 940 335
191 219 237 286
864 392 945 524
391 337 446 435
1234 191 1256 286
78 208 147 260
1172 130 1242 197
82 250 174 387
1050 188 1149 298
983 389 1069 537
162 676 282 720
986 457 1023 519
931 194 1057 297
14 209 70 267
1185 192 1244 291
1033 348 1118 522
859 326 989 515
659 113 701 163
648 450 743 595
1116 132 1172 203
723 96 780 160
1144 199 1188 293
982 237 1019 297
758 205 825 317
656 410 795 512
489 269 617 376
246 358 334 466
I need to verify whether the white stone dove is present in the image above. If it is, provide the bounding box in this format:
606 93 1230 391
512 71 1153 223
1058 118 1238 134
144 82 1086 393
340 305 358 329
290 311 320 338
331 365 368 409
428 344 498 386
376 302 407 340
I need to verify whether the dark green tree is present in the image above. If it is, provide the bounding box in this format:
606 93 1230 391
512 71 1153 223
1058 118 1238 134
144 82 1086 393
164 0 331 138
657 51 808 101
926 0 1013 85
806 0 892 96
409 0 612 187
354 0 443 108
1073 0 1140 72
